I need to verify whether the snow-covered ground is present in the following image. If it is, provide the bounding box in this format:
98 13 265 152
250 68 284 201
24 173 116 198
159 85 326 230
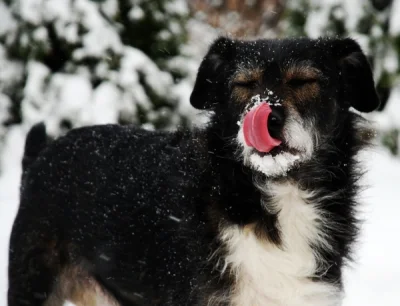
343 147 400 305
0 123 399 305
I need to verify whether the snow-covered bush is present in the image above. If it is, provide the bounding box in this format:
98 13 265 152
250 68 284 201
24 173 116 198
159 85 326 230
0 0 191 153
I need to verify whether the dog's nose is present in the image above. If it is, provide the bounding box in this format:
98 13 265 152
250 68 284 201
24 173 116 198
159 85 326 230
267 107 285 139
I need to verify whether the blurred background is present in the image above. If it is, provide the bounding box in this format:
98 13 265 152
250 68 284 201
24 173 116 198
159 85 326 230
0 0 399 305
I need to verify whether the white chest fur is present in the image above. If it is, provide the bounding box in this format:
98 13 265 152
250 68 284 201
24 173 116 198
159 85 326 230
218 182 342 306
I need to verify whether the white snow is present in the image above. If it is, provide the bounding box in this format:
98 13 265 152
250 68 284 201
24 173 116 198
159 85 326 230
0 46 24 98
101 0 118 17
304 0 369 42
304 0 337 38
343 147 400 306
369 85 400 131
341 0 366 33
76 0 124 58
89 82 121 125
18 0 43 25
383 46 399 74
129 6 145 20
120 48 172 100
389 0 400 35
249 152 301 177
0 2 16 36
0 93 10 119
168 215 182 223
165 0 189 16
0 126 25 304
44 0 73 22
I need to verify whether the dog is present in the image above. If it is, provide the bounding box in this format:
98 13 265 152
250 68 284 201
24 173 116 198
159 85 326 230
8 36 379 306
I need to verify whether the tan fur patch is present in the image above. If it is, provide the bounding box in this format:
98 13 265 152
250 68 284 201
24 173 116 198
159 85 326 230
44 266 120 306
294 82 320 101
243 223 256 236
231 68 263 102
283 63 321 104
284 64 321 82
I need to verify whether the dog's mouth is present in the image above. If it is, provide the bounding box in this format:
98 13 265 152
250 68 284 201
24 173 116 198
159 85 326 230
242 96 286 154
256 143 301 157
242 102 282 153
238 95 312 177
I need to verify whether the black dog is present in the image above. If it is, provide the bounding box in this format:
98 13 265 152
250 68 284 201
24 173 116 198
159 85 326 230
8 36 379 306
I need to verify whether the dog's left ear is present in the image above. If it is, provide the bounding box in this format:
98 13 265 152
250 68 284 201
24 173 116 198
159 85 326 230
190 37 235 110
333 38 380 112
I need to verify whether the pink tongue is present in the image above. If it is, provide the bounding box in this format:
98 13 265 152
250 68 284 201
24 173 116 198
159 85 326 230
243 103 282 152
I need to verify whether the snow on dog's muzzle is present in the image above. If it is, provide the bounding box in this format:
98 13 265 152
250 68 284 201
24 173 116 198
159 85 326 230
243 102 282 153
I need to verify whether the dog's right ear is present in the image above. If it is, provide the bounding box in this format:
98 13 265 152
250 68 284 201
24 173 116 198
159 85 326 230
332 38 380 113
190 37 235 110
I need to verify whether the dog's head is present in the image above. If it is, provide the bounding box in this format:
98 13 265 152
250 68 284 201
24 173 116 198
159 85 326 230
190 37 379 177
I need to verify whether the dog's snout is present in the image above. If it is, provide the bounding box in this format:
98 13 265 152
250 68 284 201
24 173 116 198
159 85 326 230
267 107 285 139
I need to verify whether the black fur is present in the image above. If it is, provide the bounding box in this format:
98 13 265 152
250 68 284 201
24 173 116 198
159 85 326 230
8 37 379 306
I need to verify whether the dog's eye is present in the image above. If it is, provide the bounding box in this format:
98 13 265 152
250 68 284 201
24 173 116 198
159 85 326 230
233 80 258 88
287 78 317 87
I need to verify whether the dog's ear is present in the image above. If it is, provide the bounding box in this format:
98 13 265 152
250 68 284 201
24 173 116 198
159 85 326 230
190 37 235 110
333 38 380 112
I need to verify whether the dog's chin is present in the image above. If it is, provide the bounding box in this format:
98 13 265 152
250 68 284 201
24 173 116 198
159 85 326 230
236 108 316 177
237 126 313 178
244 147 308 178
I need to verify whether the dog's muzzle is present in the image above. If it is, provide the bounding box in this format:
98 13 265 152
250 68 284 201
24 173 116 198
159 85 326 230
238 95 314 177
242 102 284 153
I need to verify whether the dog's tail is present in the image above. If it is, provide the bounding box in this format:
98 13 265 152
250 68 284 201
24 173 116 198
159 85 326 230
22 122 48 172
